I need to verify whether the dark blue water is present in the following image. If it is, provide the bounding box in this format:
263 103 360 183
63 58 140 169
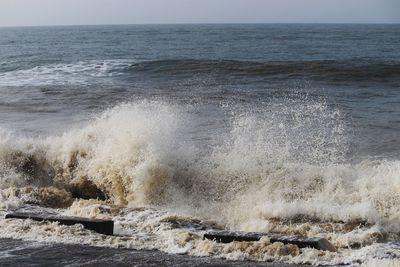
0 24 399 158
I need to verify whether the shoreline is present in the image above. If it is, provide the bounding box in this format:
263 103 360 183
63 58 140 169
0 238 308 267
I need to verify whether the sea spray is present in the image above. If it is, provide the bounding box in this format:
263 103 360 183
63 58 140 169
0 99 399 265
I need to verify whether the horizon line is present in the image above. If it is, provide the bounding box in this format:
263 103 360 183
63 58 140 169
1 21 400 28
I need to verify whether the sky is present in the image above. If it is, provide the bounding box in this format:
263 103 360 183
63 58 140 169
0 0 399 27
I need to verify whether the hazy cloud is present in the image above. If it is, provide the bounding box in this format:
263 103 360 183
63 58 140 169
0 0 399 26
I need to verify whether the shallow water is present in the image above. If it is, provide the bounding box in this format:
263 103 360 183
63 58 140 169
0 238 305 267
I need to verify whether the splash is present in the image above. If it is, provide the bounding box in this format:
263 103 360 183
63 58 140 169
0 98 399 265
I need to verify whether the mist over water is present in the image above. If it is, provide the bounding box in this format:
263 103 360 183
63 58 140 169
0 24 399 265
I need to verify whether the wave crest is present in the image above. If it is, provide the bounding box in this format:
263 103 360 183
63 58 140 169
0 99 399 234
1 59 400 87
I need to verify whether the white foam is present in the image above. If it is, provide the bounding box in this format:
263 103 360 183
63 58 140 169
0 60 132 87
0 99 399 265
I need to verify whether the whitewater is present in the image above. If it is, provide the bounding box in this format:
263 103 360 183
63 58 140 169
0 99 399 266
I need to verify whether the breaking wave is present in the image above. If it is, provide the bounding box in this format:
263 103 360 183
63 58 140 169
0 99 399 265
0 60 133 87
1 59 400 87
0 99 398 228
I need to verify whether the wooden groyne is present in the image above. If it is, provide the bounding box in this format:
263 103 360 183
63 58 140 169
5 212 336 251
203 231 337 252
5 212 114 235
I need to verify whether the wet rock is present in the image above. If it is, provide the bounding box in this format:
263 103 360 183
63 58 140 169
70 178 107 200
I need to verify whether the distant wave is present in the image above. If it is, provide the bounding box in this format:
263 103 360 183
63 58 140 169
1 59 399 87
129 59 400 82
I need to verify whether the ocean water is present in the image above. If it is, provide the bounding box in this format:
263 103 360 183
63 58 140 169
0 24 399 266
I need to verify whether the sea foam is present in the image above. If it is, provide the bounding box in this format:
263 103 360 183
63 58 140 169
0 99 399 265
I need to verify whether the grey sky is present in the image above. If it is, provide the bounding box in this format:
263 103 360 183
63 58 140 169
0 0 399 27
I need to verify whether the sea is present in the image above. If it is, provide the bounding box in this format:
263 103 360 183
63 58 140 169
0 24 399 266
